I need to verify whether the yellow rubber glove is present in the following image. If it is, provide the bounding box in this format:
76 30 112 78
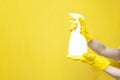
78 17 93 43
69 14 92 43
67 53 110 70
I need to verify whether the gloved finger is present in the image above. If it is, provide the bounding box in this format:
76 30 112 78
82 53 96 60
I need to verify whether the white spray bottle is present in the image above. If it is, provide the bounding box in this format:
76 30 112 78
67 13 88 59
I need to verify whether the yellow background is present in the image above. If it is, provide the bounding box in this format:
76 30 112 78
0 0 120 80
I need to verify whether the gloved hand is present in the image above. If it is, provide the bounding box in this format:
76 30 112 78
69 14 92 43
78 17 92 43
67 53 110 70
